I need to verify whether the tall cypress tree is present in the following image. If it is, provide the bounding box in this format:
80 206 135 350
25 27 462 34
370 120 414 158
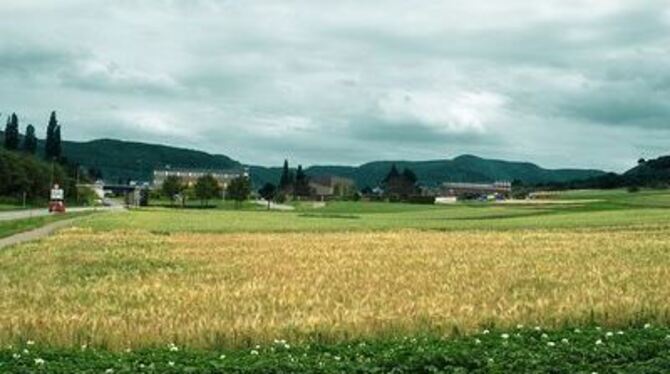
2 116 8 148
294 165 310 197
402 168 418 184
383 163 400 183
22 124 37 154
3 113 20 150
45 111 61 160
54 122 62 159
278 159 293 191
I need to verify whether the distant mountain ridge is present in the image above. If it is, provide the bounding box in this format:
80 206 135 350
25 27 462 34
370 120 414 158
252 155 605 188
1 131 606 187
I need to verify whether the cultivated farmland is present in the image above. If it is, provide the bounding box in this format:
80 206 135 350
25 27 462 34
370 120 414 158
1 189 669 372
1 227 669 349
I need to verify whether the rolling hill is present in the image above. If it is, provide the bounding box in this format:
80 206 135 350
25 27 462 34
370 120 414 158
0 132 240 183
1 131 606 187
623 156 670 183
253 155 605 188
61 139 241 183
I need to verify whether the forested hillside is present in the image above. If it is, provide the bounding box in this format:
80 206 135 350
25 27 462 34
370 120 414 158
253 155 605 188
3 131 607 188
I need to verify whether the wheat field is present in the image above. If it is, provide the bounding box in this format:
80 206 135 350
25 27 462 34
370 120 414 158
0 226 668 349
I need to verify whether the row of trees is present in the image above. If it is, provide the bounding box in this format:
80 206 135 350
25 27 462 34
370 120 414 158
527 156 670 192
161 174 252 207
255 160 313 208
278 160 310 196
3 111 62 160
1 111 70 202
256 161 422 207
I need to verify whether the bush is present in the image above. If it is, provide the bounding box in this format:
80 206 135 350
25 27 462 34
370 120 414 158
76 186 99 206
388 195 403 203
274 193 287 204
627 186 640 193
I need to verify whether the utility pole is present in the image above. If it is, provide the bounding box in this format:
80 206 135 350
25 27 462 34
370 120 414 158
49 157 55 189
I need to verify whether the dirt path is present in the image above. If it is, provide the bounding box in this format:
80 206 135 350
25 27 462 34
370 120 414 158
0 218 83 250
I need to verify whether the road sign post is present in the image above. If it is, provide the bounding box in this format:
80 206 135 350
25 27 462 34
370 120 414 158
49 184 66 213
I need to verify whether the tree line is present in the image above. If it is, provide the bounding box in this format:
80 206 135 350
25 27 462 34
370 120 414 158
0 111 72 202
512 156 670 195
3 111 63 160
255 160 424 207
160 173 252 208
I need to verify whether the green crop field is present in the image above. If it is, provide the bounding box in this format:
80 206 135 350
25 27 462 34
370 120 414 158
82 189 670 233
1 189 670 372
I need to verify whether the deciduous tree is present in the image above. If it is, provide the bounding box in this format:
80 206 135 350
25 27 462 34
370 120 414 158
194 174 221 207
226 175 251 208
161 175 184 203
258 182 277 210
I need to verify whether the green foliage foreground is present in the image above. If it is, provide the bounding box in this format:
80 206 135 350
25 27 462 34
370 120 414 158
1 326 669 373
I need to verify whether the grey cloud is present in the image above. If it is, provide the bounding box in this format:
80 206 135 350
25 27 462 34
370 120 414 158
1 0 670 171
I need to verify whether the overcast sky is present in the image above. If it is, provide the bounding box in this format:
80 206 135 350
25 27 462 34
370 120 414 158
1 1 669 171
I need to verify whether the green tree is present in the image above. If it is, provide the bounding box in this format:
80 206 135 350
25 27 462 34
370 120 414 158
402 168 418 185
194 174 221 207
278 159 294 192
226 176 251 208
161 175 184 203
45 111 62 161
258 182 277 210
293 164 310 198
383 164 417 199
4 113 20 150
383 163 400 184
0 148 66 200
22 124 37 154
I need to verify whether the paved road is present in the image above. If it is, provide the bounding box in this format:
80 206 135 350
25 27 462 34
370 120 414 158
0 206 121 222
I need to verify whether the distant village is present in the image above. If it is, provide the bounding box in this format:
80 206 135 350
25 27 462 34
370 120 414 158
89 162 513 207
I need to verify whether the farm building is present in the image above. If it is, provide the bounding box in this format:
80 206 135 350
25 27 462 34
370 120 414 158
309 175 356 199
153 168 249 189
440 181 512 198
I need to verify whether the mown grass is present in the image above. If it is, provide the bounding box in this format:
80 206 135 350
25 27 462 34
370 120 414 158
77 189 670 234
0 212 95 239
1 326 669 373
0 203 42 212
82 203 670 234
150 198 263 211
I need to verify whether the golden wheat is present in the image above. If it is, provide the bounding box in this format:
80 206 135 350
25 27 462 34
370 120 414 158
0 227 668 349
